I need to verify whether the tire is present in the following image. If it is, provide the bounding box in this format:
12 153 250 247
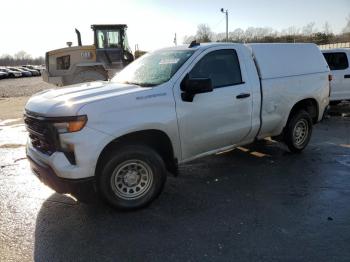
97 145 167 210
284 110 313 153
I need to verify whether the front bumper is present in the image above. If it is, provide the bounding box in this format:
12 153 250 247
27 155 96 200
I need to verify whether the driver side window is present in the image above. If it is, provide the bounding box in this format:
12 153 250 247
189 49 243 88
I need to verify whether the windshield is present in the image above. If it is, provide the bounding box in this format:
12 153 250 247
112 49 194 87
97 29 121 49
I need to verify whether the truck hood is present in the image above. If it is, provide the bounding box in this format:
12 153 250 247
25 81 149 117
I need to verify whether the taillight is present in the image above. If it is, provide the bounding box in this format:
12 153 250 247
328 74 333 81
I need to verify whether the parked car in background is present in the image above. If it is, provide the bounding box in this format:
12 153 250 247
25 43 330 210
322 48 350 104
0 68 22 78
19 67 40 76
8 67 32 77
0 70 9 79
22 65 41 75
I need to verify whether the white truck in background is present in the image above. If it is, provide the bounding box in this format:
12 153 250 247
24 42 330 210
322 48 350 104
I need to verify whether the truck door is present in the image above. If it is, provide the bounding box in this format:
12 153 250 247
323 51 350 101
174 48 253 160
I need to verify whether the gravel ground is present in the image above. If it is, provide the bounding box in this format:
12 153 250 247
0 77 58 120
0 77 55 98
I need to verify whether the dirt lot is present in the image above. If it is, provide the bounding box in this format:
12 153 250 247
0 77 56 120
0 77 54 97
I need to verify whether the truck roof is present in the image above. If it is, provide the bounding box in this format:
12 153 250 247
159 42 329 79
90 24 128 30
159 42 239 51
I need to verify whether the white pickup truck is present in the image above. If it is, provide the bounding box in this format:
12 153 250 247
25 42 330 209
322 48 350 104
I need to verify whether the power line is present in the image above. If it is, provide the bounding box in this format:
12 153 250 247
211 17 226 31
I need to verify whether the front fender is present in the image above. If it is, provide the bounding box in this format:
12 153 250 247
77 88 181 161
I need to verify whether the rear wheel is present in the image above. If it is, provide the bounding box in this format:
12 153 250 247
284 110 313 153
97 145 167 210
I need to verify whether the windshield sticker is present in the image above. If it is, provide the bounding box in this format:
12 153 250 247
159 58 180 65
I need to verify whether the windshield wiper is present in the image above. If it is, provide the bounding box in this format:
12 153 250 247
138 83 157 87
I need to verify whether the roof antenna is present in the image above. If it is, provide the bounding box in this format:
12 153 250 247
189 40 200 48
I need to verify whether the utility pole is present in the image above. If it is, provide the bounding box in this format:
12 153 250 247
174 33 177 46
221 8 228 42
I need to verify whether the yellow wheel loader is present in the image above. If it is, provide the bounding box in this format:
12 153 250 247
42 24 134 86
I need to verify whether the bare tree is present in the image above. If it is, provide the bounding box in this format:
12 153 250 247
0 52 44 66
229 28 245 42
183 24 213 43
183 35 196 44
244 27 256 42
323 22 332 34
14 51 32 60
182 20 347 47
302 22 316 35
343 14 350 33
215 32 226 42
196 24 213 42
285 26 300 36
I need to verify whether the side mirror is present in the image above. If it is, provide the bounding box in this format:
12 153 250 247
180 74 213 102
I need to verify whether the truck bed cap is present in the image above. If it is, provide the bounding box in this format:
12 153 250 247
247 43 329 79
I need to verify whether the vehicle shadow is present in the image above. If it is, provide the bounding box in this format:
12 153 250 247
33 138 346 262
328 101 350 117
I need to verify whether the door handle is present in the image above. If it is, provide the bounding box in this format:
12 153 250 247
344 74 350 79
236 93 250 99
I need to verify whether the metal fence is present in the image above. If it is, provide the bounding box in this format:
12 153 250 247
319 42 350 49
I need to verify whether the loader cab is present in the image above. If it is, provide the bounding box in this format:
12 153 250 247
91 24 134 69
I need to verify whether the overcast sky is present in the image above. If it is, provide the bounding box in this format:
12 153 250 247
0 0 349 57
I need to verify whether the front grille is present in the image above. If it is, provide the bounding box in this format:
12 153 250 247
24 113 59 155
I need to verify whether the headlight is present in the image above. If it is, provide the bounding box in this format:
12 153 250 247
52 115 87 133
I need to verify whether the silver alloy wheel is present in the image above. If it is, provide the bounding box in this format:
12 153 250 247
110 159 153 200
293 119 309 147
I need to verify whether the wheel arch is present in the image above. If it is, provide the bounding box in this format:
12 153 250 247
95 129 178 177
287 98 319 125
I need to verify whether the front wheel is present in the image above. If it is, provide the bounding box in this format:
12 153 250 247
284 110 313 153
97 145 167 210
